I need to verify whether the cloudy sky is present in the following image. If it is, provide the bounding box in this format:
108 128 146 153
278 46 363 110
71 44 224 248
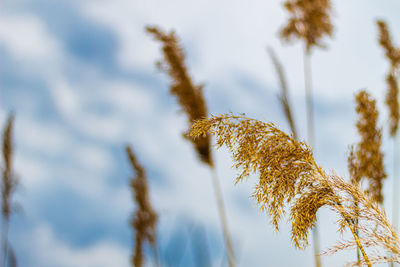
1 0 400 266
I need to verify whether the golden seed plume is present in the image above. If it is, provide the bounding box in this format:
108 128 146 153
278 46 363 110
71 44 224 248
189 114 400 265
267 47 298 140
377 20 400 71
146 26 212 166
2 114 17 222
377 20 400 137
386 73 400 137
126 145 157 267
348 91 386 203
280 0 333 52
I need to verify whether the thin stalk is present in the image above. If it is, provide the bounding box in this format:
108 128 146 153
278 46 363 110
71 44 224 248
210 165 235 267
347 222 371 267
391 135 399 267
304 47 320 267
2 219 8 267
314 166 371 267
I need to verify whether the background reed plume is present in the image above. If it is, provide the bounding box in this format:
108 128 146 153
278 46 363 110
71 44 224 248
146 26 212 166
280 0 333 53
348 91 386 203
146 25 235 266
189 114 400 266
126 145 158 267
1 114 18 267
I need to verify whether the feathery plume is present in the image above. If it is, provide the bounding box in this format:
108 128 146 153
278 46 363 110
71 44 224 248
126 145 157 267
2 114 16 222
1 114 18 267
146 26 212 166
280 0 333 53
267 47 298 139
348 91 386 204
189 114 400 266
377 20 400 71
386 73 400 137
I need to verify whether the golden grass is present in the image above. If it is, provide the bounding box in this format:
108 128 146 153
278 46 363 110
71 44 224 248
146 26 212 167
126 145 158 267
280 0 333 53
147 25 236 266
189 114 400 266
1 113 17 267
348 91 386 204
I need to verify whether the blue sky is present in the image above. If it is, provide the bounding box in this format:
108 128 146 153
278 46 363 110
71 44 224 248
1 0 400 266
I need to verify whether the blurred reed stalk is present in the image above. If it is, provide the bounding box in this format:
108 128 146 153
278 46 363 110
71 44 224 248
267 47 298 140
348 91 386 265
1 114 17 267
146 26 235 267
190 114 400 266
376 19 400 267
280 1 333 265
126 145 158 267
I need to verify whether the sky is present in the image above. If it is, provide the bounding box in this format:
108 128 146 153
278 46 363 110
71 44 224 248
1 0 400 266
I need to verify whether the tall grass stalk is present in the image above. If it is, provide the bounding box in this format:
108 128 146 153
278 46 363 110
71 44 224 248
303 46 321 267
146 26 235 266
392 135 399 267
210 165 235 267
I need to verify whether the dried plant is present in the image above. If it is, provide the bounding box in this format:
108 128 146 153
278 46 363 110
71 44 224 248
147 25 235 266
126 145 158 267
280 3 334 261
386 73 400 137
280 0 333 53
189 114 400 266
267 47 298 139
146 26 212 166
1 114 17 267
377 20 400 72
348 91 386 204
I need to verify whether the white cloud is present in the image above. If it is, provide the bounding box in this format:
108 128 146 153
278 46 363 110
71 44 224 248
0 14 62 65
29 224 129 267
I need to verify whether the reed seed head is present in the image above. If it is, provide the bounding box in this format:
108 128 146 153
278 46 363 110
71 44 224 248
348 91 386 203
126 145 157 267
280 0 333 53
386 73 400 137
2 114 17 222
190 114 400 264
146 26 212 166
377 20 400 71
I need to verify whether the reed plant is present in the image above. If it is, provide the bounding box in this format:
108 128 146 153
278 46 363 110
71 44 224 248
267 47 298 140
189 113 400 266
280 1 334 265
146 26 235 266
1 114 17 267
126 145 158 267
377 21 400 242
348 91 386 265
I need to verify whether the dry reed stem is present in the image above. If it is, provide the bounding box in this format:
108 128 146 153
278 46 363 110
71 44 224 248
280 2 333 263
280 0 333 53
189 114 400 266
126 145 158 267
377 20 400 73
267 47 298 140
146 26 212 166
147 25 236 266
1 114 17 267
